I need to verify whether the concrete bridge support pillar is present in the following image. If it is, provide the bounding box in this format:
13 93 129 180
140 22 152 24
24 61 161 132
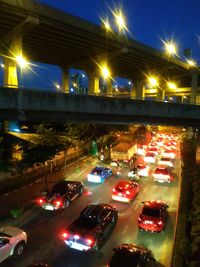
156 88 165 101
130 82 136 99
61 67 69 93
2 16 39 88
135 81 145 99
190 71 198 104
88 74 99 95
107 78 113 97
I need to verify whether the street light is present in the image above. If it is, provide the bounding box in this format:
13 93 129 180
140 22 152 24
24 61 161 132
112 9 128 33
167 82 177 90
15 54 28 69
100 64 111 79
0 63 4 68
163 41 178 56
187 59 197 67
147 76 158 87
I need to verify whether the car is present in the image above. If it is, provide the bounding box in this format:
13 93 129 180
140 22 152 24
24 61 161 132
38 180 84 210
148 146 159 156
87 166 112 183
138 200 168 232
108 243 157 267
137 163 150 177
144 152 156 164
157 156 173 167
0 226 27 263
153 165 173 183
110 159 120 167
161 148 176 159
112 180 139 203
62 203 118 251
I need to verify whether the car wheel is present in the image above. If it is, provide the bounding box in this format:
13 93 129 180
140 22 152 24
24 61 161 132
13 241 25 257
64 199 70 209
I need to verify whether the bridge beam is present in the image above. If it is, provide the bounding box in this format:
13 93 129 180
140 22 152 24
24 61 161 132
61 66 70 93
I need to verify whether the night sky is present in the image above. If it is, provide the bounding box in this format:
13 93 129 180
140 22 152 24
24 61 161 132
39 0 200 63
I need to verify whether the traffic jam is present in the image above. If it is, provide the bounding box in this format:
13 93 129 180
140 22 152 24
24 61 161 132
0 130 180 267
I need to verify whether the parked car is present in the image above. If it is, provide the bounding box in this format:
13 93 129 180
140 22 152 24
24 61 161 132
87 166 112 183
62 203 118 251
38 180 84 210
112 180 139 203
108 243 157 267
0 226 27 263
138 200 168 232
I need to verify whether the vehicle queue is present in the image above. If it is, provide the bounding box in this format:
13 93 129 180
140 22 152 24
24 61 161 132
0 131 179 267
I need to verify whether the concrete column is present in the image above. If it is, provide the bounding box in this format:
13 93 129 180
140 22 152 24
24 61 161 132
107 78 112 96
190 71 198 104
130 82 136 99
135 81 145 99
61 67 69 93
2 16 39 88
156 88 165 101
3 35 22 88
88 74 99 95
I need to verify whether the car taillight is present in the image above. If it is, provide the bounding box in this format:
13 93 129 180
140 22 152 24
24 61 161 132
112 188 116 192
55 201 62 206
62 232 69 239
157 220 163 225
86 238 94 246
125 190 130 195
38 198 44 204
138 217 142 222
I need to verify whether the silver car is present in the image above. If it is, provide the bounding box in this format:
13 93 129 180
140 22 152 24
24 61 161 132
0 226 27 263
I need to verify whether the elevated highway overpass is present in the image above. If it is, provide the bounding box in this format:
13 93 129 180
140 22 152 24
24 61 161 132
0 87 200 126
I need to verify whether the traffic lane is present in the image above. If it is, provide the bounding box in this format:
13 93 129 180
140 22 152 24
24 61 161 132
0 156 99 217
1 164 179 267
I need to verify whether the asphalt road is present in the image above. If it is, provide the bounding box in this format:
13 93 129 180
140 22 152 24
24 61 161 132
1 152 181 267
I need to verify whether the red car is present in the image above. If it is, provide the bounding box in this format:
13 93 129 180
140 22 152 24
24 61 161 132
112 180 139 203
138 200 168 232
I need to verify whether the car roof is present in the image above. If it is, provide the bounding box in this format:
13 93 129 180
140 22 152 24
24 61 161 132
118 243 150 253
115 180 131 188
143 200 166 209
80 203 115 218
0 226 23 237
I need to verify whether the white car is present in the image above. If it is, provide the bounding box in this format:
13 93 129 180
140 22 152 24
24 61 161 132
157 157 173 167
0 226 27 263
137 163 150 177
144 152 156 164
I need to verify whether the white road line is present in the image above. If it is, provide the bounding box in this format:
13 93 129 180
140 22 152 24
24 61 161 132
35 178 42 183
4 193 10 197
143 188 147 193
14 189 18 192
134 203 139 210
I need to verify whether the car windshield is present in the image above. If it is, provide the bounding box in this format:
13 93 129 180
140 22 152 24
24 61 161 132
109 249 141 267
161 158 170 161
155 168 168 174
142 207 160 218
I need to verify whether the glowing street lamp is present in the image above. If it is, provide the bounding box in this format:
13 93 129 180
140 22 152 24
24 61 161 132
113 10 127 32
148 76 158 87
164 41 177 56
167 82 177 90
0 63 4 68
101 65 111 79
102 19 111 31
187 59 197 67
55 83 61 90
15 54 28 69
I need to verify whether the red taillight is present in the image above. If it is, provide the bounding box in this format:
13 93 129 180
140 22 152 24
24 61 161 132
62 232 69 239
86 238 94 246
112 188 116 192
157 220 163 225
138 217 142 222
125 190 130 195
38 198 44 204
55 201 61 206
